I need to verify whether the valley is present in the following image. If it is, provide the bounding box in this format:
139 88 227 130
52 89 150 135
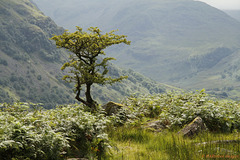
34 0 240 99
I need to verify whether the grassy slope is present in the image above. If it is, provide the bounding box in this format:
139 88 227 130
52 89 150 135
33 0 240 99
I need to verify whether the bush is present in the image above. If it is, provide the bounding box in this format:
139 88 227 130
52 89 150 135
0 102 110 159
0 59 8 66
37 75 42 80
121 90 240 132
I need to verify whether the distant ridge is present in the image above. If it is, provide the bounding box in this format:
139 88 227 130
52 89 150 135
224 10 240 22
33 0 240 99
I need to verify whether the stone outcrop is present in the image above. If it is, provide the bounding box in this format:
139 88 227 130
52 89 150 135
102 101 124 116
178 116 207 137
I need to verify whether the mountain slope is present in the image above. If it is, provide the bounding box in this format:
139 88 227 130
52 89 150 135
224 10 240 22
34 0 240 99
0 0 74 106
0 0 172 107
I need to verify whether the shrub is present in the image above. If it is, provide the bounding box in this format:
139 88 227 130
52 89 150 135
0 102 110 159
121 90 240 132
0 59 8 66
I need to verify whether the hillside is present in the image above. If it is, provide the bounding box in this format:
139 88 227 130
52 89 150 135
224 10 240 22
0 0 172 108
33 0 240 99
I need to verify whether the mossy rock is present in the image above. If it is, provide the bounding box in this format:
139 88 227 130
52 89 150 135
178 116 207 138
144 120 167 132
102 101 124 116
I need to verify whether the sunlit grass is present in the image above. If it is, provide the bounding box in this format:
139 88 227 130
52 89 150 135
110 141 169 160
107 127 240 160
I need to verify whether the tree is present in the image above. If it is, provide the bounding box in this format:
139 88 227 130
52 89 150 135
51 26 131 111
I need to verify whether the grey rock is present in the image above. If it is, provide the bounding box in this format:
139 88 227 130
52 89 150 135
102 101 124 116
178 116 207 137
145 120 167 132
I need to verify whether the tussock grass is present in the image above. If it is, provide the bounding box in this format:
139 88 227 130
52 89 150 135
108 127 240 160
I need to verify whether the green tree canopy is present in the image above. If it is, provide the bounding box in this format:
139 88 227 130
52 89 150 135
51 26 131 110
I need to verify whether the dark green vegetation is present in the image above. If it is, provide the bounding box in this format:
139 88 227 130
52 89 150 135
1 91 239 159
0 0 171 108
34 0 240 100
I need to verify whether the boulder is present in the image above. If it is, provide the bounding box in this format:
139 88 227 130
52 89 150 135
144 120 167 132
102 101 124 116
178 116 207 137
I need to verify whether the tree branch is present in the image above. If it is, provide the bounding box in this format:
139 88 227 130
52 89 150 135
75 75 87 106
